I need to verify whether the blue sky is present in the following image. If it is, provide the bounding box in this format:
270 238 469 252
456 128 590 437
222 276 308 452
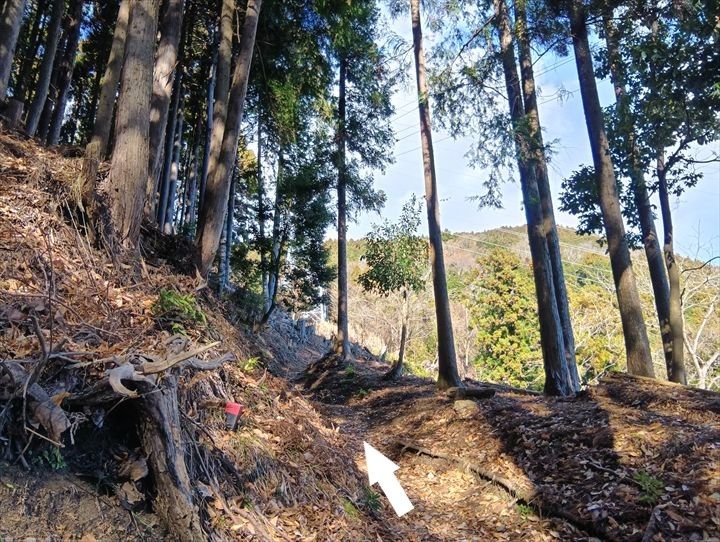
344 18 720 261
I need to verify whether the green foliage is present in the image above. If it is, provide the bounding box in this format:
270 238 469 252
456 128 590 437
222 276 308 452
363 488 382 512
341 497 359 518
633 471 664 505
243 357 262 373
358 196 428 297
35 447 66 470
516 503 533 518
468 248 543 390
153 289 206 326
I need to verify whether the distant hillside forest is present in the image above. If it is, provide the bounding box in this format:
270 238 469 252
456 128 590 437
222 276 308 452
321 226 719 391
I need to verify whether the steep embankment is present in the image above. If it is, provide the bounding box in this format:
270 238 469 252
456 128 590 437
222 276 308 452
0 131 407 540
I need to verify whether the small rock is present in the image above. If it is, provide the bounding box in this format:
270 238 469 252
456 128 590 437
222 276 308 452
453 399 479 418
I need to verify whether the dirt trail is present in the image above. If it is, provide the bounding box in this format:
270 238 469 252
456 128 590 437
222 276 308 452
290 349 720 542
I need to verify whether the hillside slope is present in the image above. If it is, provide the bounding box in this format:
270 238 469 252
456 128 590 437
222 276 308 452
1 131 719 542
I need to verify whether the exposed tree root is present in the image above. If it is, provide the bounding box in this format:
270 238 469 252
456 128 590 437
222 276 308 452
395 440 621 542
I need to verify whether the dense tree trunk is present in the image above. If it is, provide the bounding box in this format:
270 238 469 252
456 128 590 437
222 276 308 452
218 171 235 293
257 115 269 306
569 0 654 378
384 289 409 380
146 0 185 218
657 152 686 384
195 0 262 277
48 0 84 146
157 74 182 227
197 0 232 232
0 0 27 103
267 156 284 311
99 0 161 250
603 12 681 383
335 58 351 359
26 0 65 137
183 119 201 233
13 0 45 105
515 0 580 391
496 0 573 396
85 0 130 161
198 29 218 217
162 104 183 233
410 0 461 389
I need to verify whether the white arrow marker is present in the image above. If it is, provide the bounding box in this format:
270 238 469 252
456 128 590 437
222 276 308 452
363 441 414 517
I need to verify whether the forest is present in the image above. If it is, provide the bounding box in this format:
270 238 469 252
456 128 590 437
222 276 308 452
0 0 718 540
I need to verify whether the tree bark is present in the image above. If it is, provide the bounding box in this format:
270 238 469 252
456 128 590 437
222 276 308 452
13 0 45 105
657 151 686 384
602 12 681 383
0 0 27 103
410 0 461 389
496 0 573 396
569 0 654 378
48 0 84 146
100 0 161 250
85 0 130 161
384 289 409 380
146 0 185 217
257 114 269 306
195 0 262 277
198 28 218 217
267 155 284 311
137 376 205 541
156 73 182 228
197 0 232 233
162 103 183 234
218 169 235 293
515 0 580 391
335 57 351 359
183 119 201 233
25 0 65 137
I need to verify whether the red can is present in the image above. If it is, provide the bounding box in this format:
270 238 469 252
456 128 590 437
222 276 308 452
225 401 243 430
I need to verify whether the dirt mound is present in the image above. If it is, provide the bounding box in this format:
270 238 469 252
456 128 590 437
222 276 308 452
0 131 405 540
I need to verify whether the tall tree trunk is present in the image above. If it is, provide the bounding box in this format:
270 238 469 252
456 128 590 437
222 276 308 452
13 0 45 105
156 73 182 227
48 0 84 146
0 0 27 103
569 0 654 378
25 0 64 136
197 0 232 234
146 0 185 218
162 104 183 233
603 12 680 383
198 28 218 217
85 0 130 160
195 0 262 277
384 289 409 380
267 155 284 312
335 57 351 359
410 0 461 389
657 151 686 384
99 0 161 250
496 0 573 396
183 118 201 233
219 170 235 293
515 0 580 391
257 114 268 306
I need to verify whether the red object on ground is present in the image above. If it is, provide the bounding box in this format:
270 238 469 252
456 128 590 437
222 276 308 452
225 401 243 430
